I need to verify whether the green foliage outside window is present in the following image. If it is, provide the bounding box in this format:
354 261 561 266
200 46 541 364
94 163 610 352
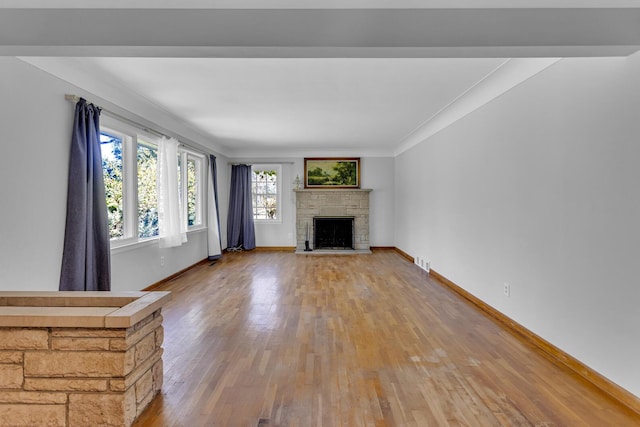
187 159 197 226
137 143 158 238
101 134 124 239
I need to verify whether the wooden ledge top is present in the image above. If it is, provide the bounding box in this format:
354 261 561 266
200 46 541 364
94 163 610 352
0 291 171 328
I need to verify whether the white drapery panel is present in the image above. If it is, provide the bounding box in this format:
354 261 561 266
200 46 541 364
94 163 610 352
157 137 187 248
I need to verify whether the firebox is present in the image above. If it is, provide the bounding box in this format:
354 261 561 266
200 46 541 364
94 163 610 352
313 217 354 250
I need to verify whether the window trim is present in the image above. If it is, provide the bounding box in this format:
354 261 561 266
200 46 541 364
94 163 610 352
252 164 282 224
180 148 206 231
101 120 138 249
135 136 160 241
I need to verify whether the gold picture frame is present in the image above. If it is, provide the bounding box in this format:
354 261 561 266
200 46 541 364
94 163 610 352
304 158 360 189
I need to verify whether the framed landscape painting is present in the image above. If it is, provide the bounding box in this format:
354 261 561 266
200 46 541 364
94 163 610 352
304 158 360 189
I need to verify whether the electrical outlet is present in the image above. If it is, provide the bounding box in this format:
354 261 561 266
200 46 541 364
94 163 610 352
503 282 510 297
160 256 165 267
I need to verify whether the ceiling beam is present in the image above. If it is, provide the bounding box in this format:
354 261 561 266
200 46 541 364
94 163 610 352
1 8 639 57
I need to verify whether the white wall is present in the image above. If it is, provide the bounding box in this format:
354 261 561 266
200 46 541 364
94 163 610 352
110 231 207 292
0 58 71 291
361 157 395 246
0 57 227 291
395 52 640 397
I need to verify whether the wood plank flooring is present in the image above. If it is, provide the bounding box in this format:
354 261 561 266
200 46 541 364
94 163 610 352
133 249 640 426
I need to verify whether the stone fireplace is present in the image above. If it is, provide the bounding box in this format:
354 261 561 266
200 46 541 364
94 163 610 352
294 189 372 252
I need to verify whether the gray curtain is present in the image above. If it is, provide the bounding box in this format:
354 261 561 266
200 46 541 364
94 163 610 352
227 164 256 251
207 154 222 260
59 98 111 291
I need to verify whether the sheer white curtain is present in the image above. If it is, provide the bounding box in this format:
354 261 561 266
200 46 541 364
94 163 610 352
157 137 187 248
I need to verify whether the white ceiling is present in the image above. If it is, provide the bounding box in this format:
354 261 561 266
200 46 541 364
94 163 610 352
59 57 508 155
5 3 640 157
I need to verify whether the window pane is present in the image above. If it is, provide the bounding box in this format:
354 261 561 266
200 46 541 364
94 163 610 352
137 143 158 238
265 196 277 219
187 158 197 226
101 133 124 239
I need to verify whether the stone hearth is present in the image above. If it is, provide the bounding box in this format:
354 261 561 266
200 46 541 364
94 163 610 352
294 189 372 252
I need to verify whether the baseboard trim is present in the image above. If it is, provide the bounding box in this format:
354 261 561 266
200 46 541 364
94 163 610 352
393 247 414 263
142 258 209 291
254 246 296 252
428 268 640 416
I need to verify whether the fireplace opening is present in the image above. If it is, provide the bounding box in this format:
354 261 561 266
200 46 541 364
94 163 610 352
314 217 354 250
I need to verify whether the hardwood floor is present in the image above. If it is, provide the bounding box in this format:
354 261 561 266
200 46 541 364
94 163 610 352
133 249 640 426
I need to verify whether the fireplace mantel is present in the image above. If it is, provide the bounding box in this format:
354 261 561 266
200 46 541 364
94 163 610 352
293 189 373 193
294 189 372 252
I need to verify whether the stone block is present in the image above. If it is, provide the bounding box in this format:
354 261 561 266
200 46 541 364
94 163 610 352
0 351 23 364
0 391 67 404
24 378 108 392
110 338 128 351
319 207 346 216
152 359 164 395
51 328 126 338
24 351 125 377
0 329 48 350
125 348 136 374
52 337 111 351
135 370 153 404
0 404 65 427
109 347 162 392
155 326 164 348
135 334 156 366
109 378 126 392
152 359 163 394
69 389 136 427
126 315 162 348
136 390 154 418
0 364 23 388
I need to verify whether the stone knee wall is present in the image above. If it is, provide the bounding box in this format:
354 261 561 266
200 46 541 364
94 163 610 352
0 310 164 427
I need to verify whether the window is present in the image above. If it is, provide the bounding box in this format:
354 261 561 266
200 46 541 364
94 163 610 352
251 165 281 222
101 132 124 239
137 140 159 239
178 151 204 228
185 154 203 227
100 118 206 248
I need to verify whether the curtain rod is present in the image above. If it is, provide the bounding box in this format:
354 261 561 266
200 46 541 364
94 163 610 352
65 94 169 140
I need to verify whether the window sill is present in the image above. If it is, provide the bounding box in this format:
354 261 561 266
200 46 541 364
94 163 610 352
254 220 283 225
110 227 208 255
